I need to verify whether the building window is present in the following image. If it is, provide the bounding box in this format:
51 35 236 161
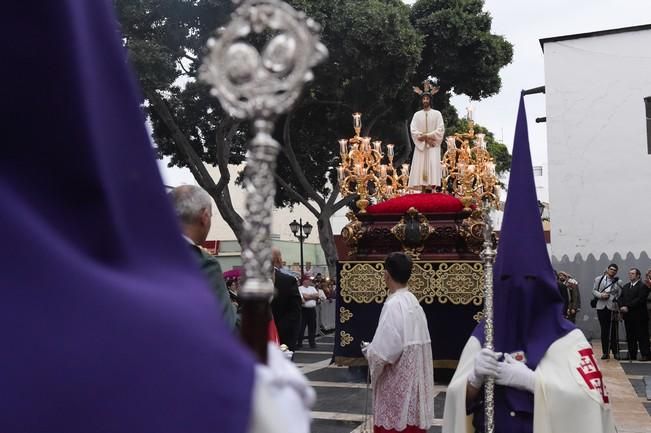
646 97 651 154
533 166 543 176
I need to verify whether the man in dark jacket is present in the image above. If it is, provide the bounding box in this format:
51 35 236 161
619 268 650 361
271 248 302 351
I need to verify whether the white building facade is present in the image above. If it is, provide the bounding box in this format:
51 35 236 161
541 24 651 337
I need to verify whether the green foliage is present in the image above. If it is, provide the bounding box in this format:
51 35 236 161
410 0 513 99
273 0 423 205
115 0 513 209
115 0 244 166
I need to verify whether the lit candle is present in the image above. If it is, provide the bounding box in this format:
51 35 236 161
380 164 387 178
387 144 394 158
467 105 473 121
387 185 393 196
475 133 485 149
402 163 409 176
487 161 496 175
338 139 348 155
352 112 362 130
373 140 382 153
352 143 359 152
337 166 345 182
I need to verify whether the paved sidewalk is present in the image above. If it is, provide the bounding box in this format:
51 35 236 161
301 335 651 432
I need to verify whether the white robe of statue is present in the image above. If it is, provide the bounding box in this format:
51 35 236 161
409 108 445 188
365 288 435 431
442 329 616 433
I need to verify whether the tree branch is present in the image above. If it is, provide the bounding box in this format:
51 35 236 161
176 60 190 75
395 119 413 166
214 119 240 194
301 99 353 111
326 182 340 208
280 111 326 208
333 194 356 213
145 89 244 240
273 173 320 216
364 105 393 137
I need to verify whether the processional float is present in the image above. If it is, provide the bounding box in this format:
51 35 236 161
334 112 499 408
202 1 498 430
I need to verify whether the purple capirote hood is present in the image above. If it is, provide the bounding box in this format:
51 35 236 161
0 2 255 433
472 94 574 416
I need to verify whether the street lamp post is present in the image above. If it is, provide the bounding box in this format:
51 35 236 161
289 218 313 279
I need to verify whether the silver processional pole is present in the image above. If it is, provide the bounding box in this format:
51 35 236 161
201 0 327 362
480 203 496 433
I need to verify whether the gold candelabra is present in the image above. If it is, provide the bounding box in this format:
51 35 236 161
442 120 499 212
337 113 409 213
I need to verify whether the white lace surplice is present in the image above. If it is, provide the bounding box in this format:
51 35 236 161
366 289 435 431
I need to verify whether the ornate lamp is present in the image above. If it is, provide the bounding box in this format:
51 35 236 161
290 219 312 279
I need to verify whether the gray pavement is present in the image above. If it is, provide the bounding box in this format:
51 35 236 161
299 334 442 433
301 335 651 432
614 339 651 416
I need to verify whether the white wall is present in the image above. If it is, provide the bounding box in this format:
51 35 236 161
544 28 651 261
544 28 651 336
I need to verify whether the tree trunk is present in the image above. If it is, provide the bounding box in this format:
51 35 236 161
316 211 339 279
145 90 244 243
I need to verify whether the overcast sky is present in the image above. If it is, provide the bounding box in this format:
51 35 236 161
443 0 651 166
160 0 651 186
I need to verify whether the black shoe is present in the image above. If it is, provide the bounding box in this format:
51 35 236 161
601 354 609 360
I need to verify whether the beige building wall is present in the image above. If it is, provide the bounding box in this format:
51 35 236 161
169 164 327 274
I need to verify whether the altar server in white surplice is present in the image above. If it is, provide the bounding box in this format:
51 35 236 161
363 252 434 433
408 89 445 191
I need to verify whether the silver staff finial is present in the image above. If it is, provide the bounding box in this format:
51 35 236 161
201 0 327 304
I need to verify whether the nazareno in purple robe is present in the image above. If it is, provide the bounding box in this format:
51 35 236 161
470 95 575 433
0 2 255 432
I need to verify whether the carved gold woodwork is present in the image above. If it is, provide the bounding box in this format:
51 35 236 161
390 207 433 259
339 307 354 324
339 261 484 305
341 211 365 256
339 330 354 347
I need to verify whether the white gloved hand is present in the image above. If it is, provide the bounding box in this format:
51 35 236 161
495 353 535 393
361 341 370 358
468 348 501 389
248 343 316 433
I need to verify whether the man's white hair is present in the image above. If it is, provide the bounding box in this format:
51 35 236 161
169 185 212 224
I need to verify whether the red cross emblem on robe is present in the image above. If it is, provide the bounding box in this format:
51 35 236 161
576 348 609 404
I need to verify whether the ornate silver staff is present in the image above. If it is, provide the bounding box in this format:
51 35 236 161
201 0 327 362
479 202 496 433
